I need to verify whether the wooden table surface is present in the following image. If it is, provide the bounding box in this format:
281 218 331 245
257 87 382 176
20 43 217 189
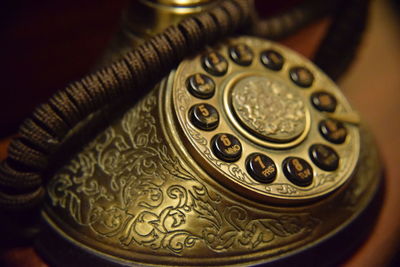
0 0 399 266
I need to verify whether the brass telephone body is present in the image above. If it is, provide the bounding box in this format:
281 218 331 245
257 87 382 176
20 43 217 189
37 37 382 266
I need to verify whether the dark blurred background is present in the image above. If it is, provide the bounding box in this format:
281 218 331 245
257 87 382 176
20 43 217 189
0 0 399 266
0 0 127 137
0 0 305 138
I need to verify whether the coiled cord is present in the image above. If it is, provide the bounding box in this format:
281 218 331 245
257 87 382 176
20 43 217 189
250 0 341 40
0 0 369 212
314 0 370 80
0 0 250 210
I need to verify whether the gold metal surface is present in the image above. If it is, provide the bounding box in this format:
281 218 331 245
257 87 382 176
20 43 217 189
99 0 219 64
222 72 312 149
172 37 360 203
230 75 308 143
327 111 361 125
41 37 382 266
149 0 214 7
123 0 219 39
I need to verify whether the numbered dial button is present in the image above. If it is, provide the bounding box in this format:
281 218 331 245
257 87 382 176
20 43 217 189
289 66 314 88
283 157 313 187
246 153 277 183
319 119 347 144
187 73 215 99
309 144 339 171
229 43 254 66
202 51 228 76
260 49 284 71
311 91 337 112
211 133 242 162
189 103 219 131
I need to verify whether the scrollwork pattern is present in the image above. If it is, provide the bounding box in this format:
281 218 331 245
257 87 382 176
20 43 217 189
48 91 319 256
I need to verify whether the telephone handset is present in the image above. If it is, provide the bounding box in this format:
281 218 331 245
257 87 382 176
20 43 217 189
37 36 382 266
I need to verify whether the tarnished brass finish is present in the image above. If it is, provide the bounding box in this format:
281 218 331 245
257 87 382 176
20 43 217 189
100 0 219 64
124 0 217 38
39 37 382 266
230 75 308 143
173 37 360 203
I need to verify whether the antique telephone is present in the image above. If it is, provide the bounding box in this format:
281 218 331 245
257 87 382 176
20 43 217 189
0 0 383 266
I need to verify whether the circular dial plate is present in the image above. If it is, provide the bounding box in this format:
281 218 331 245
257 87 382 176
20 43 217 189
171 36 360 203
231 75 308 143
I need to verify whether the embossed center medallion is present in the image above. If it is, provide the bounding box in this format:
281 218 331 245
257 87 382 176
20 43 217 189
231 76 307 143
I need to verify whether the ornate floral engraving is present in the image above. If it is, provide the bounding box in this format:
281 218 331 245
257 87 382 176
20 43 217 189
231 76 307 142
264 144 354 195
48 91 319 256
173 53 359 200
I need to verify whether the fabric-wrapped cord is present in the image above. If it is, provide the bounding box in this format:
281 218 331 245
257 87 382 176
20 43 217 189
0 0 250 209
314 0 370 80
0 0 369 211
250 0 369 80
250 0 342 40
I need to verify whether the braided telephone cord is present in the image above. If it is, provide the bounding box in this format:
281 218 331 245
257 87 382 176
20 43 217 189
0 0 367 210
314 0 370 80
250 0 341 40
0 0 251 210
